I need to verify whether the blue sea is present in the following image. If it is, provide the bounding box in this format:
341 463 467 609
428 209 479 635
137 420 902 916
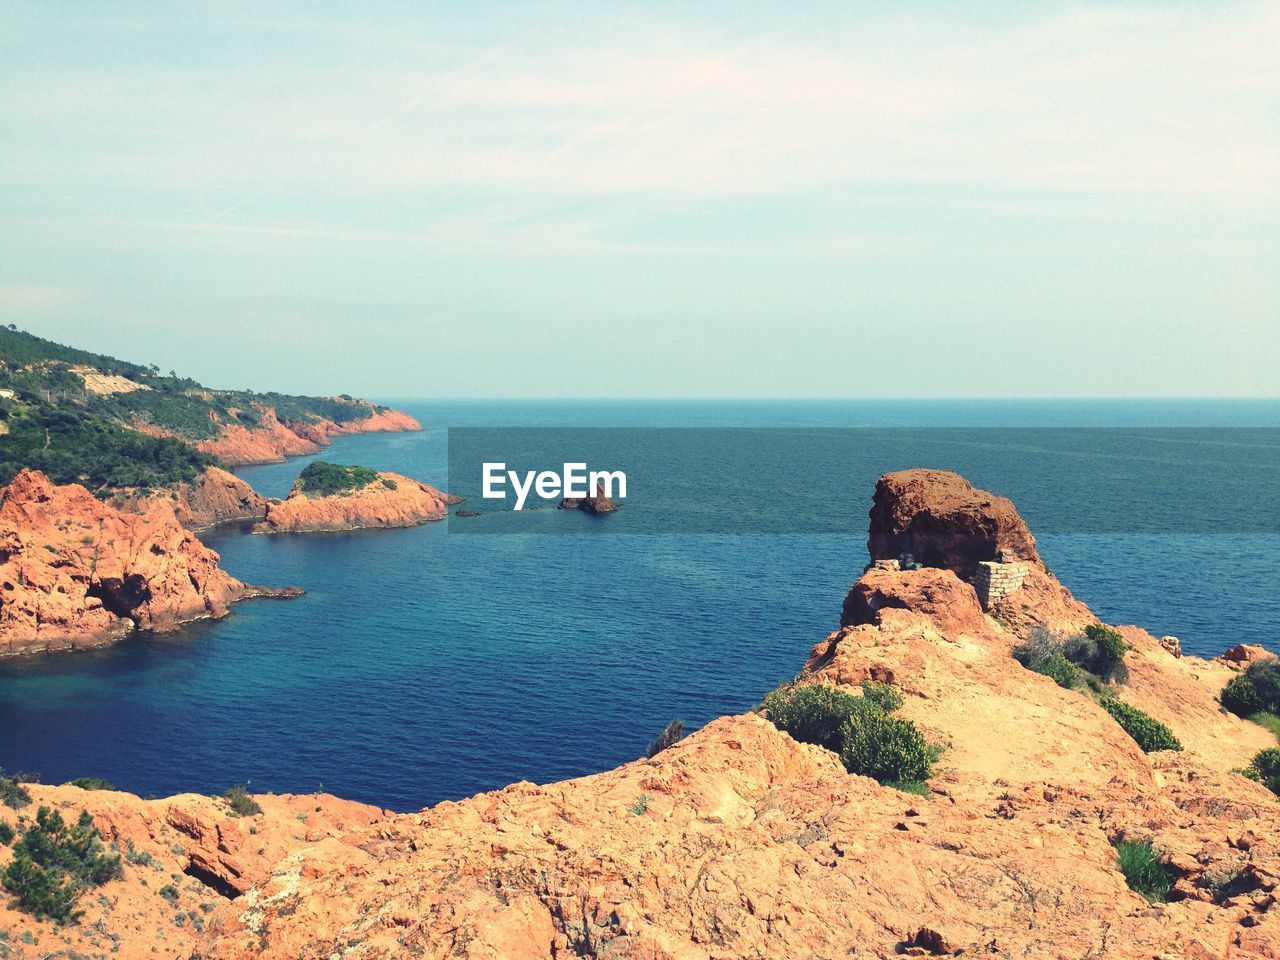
2 400 1278 811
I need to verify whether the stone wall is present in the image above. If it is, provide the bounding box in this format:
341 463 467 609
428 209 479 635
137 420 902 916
975 560 1029 610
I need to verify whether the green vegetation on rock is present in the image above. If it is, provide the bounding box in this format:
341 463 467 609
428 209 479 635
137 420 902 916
1099 697 1182 753
1243 747 1280 795
222 785 262 817
761 682 936 787
0 325 391 493
0 806 123 923
295 461 383 497
1115 839 1176 902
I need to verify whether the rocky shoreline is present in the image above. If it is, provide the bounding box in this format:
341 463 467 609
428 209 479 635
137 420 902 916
3 469 1279 958
0 470 299 658
254 469 460 534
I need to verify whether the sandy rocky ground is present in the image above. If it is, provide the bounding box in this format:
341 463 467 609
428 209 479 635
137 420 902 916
3 469 1279 959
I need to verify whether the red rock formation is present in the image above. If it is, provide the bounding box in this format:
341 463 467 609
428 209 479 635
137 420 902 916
5 469 1280 960
868 468 1040 577
558 482 620 514
858 469 1093 638
111 466 268 530
195 406 423 467
254 471 459 534
0 470 294 657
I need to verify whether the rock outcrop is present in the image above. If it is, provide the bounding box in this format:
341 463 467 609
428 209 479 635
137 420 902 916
4 468 1280 960
558 482 620 514
110 466 268 530
195 407 422 467
254 471 459 534
0 470 294 657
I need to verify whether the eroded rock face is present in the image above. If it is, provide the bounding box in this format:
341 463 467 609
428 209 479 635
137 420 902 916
868 469 1040 578
111 466 268 530
857 469 1093 638
0 783 383 960
195 406 422 467
254 471 460 534
0 470 288 657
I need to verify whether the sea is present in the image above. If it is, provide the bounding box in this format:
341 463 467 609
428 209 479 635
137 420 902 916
1 399 1277 811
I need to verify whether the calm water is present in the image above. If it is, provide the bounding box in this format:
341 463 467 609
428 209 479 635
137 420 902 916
2 400 1278 811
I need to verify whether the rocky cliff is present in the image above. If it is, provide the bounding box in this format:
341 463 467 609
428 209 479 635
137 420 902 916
3 470 1279 959
110 467 269 530
194 407 423 467
254 470 459 534
0 470 294 657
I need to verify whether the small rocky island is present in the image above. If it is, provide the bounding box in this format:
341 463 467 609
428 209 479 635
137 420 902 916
254 461 461 534
557 481 620 514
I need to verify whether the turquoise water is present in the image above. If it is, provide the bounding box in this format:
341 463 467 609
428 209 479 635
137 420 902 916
1 400 1277 811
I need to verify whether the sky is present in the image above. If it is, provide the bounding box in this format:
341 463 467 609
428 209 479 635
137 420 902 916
0 2 1276 398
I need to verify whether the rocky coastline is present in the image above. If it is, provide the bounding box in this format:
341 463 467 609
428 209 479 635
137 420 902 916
3 469 1279 958
254 468 460 534
0 470 298 658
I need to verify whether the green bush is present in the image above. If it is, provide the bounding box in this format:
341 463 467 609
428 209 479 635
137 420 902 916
65 777 116 792
1243 747 1280 794
761 684 871 754
0 770 31 809
1221 673 1265 717
1088 624 1129 682
0 821 13 845
295 461 382 497
1115 839 1176 902
222 786 262 817
0 807 122 923
1014 629 1083 689
1099 697 1182 753
860 681 904 713
1037 653 1082 689
839 711 935 783
762 683 935 786
645 719 686 758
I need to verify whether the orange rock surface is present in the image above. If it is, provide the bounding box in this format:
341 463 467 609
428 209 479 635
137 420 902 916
0 470 291 657
3 469 1279 959
110 467 268 530
195 407 422 466
254 471 459 534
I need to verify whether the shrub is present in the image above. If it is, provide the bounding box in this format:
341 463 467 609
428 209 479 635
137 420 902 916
645 719 686 758
839 711 935 783
0 807 122 923
1115 839 1176 902
1244 747 1280 795
1099 698 1183 753
1083 624 1129 682
1015 629 1083 689
762 683 935 785
0 770 31 809
222 786 262 817
65 777 116 792
159 883 179 902
761 684 871 754
1221 673 1265 717
295 461 381 497
860 681 904 713
1247 659 1280 706
0 821 13 844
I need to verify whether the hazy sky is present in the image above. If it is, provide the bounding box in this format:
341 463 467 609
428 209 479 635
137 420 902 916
1 2 1276 397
